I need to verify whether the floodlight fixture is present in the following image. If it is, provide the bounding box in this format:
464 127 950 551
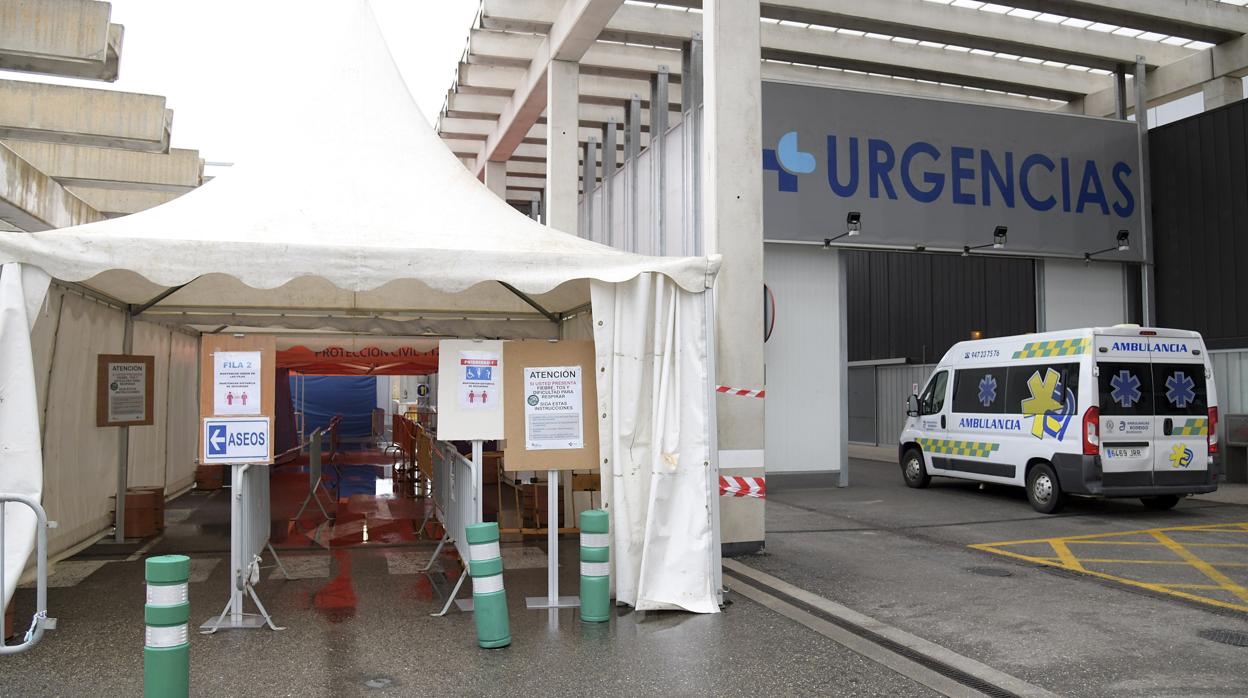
964 225 1008 256
824 211 863 246
1086 229 1131 261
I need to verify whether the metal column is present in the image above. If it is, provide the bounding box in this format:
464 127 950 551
602 119 617 247
650 66 669 256
1133 55 1156 325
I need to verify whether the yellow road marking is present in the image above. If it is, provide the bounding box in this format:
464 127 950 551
970 521 1248 614
1049 540 1086 572
1068 540 1248 549
1149 530 1248 604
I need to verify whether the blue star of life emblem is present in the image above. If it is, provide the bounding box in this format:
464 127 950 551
1110 370 1142 408
1165 372 1196 408
977 374 997 407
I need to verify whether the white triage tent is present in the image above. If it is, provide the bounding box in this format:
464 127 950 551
0 1 721 614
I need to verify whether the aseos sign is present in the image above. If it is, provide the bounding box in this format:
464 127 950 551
761 83 1144 262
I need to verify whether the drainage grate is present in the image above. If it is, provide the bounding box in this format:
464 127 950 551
967 566 1014 578
724 567 1023 698
1198 629 1248 647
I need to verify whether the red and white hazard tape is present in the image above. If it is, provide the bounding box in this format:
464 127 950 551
716 385 765 398
719 475 766 499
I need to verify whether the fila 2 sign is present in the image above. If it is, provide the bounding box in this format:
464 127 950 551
762 83 1144 262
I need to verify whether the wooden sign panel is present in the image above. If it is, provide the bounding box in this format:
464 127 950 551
198 334 277 463
502 340 599 472
96 354 155 427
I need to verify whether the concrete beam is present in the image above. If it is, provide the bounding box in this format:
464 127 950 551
468 28 682 81
1001 0 1248 45
64 185 182 216
482 1 1109 100
0 0 122 81
1073 35 1248 117
1203 76 1244 110
2 141 202 191
439 116 611 145
0 80 171 152
627 0 1190 70
0 141 103 230
472 0 624 176
761 62 1067 112
458 65 683 111
447 91 678 132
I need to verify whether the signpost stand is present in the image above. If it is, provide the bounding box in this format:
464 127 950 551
525 471 580 610
452 438 486 614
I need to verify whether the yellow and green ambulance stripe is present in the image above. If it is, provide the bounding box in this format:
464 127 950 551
1012 337 1089 359
917 438 1000 458
1174 418 1208 436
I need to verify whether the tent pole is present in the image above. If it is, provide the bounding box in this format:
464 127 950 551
114 311 134 543
703 289 723 603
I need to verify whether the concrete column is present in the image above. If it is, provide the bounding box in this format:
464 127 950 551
546 59 579 236
546 58 580 527
702 0 765 553
1202 77 1243 111
484 160 508 200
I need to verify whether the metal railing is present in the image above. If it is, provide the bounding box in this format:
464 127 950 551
418 427 479 617
0 493 57 655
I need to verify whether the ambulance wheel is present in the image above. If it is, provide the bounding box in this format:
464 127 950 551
1140 495 1181 511
1026 462 1064 514
901 449 930 489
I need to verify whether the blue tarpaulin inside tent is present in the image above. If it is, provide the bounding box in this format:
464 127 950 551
292 375 377 438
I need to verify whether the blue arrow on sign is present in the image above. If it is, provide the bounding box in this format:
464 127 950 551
207 424 227 456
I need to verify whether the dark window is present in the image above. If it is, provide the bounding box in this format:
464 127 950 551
1098 362 1153 416
952 367 1006 414
1153 363 1208 416
1004 363 1080 416
919 370 949 415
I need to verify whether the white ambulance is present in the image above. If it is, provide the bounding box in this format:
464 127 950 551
899 326 1220 513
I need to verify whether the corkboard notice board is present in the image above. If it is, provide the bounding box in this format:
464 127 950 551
502 340 599 472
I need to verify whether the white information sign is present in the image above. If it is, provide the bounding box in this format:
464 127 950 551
202 417 271 464
436 339 505 441
523 366 584 451
107 361 147 423
214 351 261 415
458 350 501 410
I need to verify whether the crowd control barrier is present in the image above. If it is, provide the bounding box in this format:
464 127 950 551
0 493 56 654
417 426 482 617
200 462 290 633
293 429 334 526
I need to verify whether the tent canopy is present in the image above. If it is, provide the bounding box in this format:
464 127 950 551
0 1 717 335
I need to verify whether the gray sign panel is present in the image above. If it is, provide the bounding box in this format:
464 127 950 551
762 82 1144 262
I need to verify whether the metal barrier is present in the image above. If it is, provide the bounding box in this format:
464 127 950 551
417 428 481 617
0 493 56 654
200 463 289 633
293 429 333 525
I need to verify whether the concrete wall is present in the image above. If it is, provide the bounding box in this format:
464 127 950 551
763 243 846 473
1042 259 1127 331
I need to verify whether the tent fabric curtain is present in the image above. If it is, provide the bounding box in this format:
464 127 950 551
592 274 718 614
1 262 49 606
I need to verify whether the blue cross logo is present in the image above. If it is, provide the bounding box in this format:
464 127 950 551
977 374 997 407
1110 370 1142 409
207 424 227 456
1165 372 1196 408
762 131 815 193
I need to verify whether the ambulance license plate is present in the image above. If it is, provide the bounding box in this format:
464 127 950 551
1105 447 1144 459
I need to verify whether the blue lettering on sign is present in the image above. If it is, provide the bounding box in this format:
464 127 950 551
1110 341 1189 353
958 417 1022 431
763 134 1136 219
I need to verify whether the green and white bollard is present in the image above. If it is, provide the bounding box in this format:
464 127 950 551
144 555 190 698
579 509 610 623
466 522 511 648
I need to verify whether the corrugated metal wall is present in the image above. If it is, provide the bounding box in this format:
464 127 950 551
1151 99 1248 349
1211 350 1248 417
876 363 937 447
844 250 1036 363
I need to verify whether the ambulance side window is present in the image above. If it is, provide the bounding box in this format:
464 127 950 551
1003 362 1080 415
920 371 949 416
952 367 1005 414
